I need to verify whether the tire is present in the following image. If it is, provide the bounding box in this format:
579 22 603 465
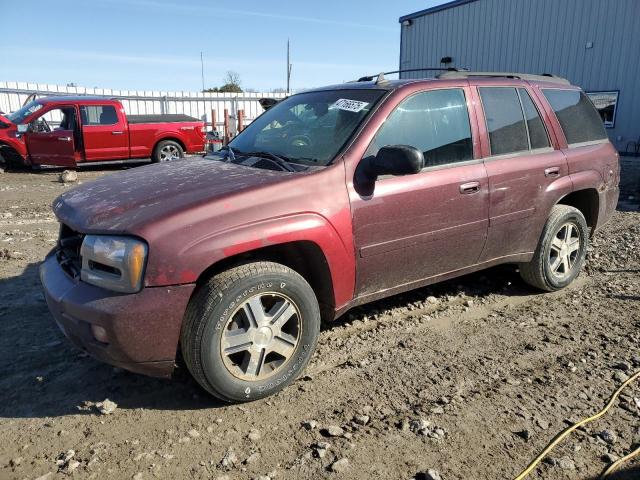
0 146 28 170
180 261 320 402
152 140 183 163
519 205 589 291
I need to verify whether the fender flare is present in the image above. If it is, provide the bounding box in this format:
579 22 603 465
146 212 355 308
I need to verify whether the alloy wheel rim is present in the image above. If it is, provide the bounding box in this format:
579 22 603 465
160 145 179 161
548 222 581 279
220 292 301 381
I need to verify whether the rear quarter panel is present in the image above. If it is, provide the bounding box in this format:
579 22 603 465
128 121 205 157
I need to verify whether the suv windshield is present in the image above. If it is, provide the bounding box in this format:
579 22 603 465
6 100 43 124
229 89 385 166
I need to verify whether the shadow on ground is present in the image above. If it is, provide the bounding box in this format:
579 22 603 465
587 464 640 479
0 261 225 420
0 258 530 420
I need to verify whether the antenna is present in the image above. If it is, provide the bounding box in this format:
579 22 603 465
286 39 293 94
200 51 205 92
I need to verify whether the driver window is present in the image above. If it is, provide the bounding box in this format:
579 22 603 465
367 89 473 168
30 107 76 133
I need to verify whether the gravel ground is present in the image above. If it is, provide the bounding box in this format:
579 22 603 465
0 168 638 480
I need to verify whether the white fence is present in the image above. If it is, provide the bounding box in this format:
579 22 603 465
0 81 287 135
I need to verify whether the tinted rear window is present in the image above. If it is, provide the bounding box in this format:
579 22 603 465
518 88 549 150
542 89 607 145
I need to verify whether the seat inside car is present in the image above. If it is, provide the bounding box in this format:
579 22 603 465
99 107 118 125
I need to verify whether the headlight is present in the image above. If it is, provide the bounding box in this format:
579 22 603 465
80 235 148 293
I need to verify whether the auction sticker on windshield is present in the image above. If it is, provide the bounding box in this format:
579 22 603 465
330 98 369 113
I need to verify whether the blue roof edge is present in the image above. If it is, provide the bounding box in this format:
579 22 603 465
399 0 480 22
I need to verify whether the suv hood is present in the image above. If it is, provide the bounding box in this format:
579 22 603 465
53 158 292 232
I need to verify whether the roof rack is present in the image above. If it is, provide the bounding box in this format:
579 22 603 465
356 67 467 84
436 71 570 85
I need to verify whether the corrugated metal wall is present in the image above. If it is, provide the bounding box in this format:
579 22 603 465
399 0 640 151
0 82 287 135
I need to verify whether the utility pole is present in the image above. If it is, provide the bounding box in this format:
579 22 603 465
286 39 292 95
200 51 205 92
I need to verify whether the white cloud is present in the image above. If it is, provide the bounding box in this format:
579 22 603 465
93 0 396 32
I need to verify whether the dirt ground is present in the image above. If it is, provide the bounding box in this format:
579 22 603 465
0 167 638 480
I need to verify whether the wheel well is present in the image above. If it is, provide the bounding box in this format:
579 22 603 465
195 241 336 323
0 143 27 168
557 189 599 231
154 137 186 153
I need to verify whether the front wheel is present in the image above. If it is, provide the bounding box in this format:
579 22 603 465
153 140 183 163
519 205 588 291
180 262 320 402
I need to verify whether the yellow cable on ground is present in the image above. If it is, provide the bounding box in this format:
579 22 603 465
513 369 640 480
600 445 640 478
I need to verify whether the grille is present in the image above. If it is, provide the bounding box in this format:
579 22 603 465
56 224 84 279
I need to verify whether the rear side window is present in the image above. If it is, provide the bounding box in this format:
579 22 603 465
542 89 607 145
518 89 550 149
80 105 119 126
479 87 529 155
369 88 473 168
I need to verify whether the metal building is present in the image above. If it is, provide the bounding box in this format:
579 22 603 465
398 0 640 153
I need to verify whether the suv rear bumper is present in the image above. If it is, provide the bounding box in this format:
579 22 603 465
40 254 195 378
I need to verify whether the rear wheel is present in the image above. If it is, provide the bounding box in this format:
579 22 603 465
519 205 588 291
152 140 183 163
180 262 320 402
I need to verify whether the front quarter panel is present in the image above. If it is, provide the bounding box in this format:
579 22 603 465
138 164 356 309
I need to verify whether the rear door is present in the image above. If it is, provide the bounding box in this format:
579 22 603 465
476 85 569 261
80 104 129 161
349 87 489 296
25 106 77 167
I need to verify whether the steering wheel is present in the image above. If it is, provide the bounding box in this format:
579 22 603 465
289 134 313 149
33 118 51 133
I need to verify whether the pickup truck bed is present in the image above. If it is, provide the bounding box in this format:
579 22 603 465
127 114 201 124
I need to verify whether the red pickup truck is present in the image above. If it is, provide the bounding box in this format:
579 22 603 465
0 96 205 168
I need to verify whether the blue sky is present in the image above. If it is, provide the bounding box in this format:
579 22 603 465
1 0 445 92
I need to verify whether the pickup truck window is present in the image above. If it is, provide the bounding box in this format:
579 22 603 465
80 105 119 126
229 89 385 166
479 87 529 156
367 88 473 168
542 89 607 145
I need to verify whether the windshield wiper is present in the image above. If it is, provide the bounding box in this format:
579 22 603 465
240 151 296 172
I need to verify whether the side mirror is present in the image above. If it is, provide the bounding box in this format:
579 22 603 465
16 124 28 133
366 145 424 179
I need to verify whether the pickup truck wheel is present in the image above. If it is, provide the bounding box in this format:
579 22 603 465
519 205 588 291
153 140 183 163
181 261 320 402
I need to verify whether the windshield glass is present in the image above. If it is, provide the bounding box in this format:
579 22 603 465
229 89 385 166
6 101 43 124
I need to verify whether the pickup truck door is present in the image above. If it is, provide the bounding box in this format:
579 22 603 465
80 104 129 161
348 87 489 296
25 106 77 167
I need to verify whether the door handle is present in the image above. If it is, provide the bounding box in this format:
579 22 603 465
58 136 72 142
111 131 124 135
459 181 481 194
544 166 560 177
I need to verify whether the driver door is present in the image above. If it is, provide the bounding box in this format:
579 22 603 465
349 87 489 296
25 106 77 167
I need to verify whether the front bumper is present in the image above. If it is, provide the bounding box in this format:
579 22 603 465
40 253 195 378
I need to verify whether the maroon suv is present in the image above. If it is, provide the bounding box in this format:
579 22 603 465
40 71 619 402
